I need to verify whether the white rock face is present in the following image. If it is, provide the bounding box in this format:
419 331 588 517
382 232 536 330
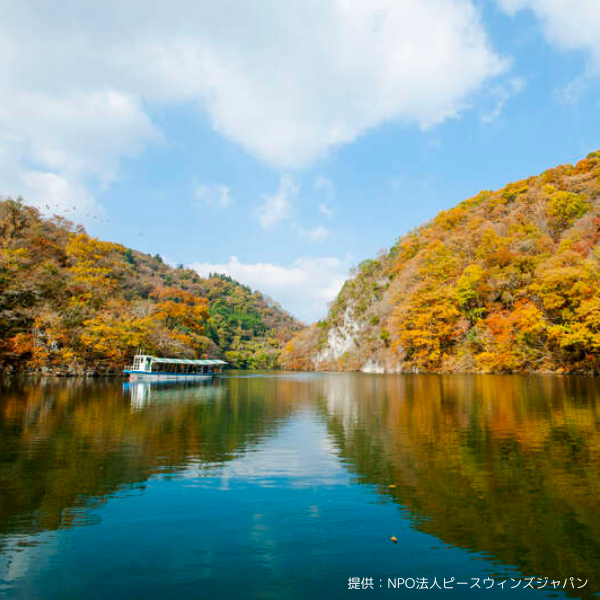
315 306 362 365
361 359 384 374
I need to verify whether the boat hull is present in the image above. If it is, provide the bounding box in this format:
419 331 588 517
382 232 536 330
125 370 216 381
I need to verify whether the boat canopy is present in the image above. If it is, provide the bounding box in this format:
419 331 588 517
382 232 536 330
146 357 227 365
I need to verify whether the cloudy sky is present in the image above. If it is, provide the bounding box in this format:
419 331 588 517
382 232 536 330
2 0 600 322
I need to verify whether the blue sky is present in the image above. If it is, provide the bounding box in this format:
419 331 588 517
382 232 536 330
2 0 600 322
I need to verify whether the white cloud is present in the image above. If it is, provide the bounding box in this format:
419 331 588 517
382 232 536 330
194 182 232 208
258 178 331 240
481 77 526 122
497 1 600 70
0 0 507 213
315 176 335 218
16 171 98 218
188 0 506 167
4 90 156 184
298 225 330 242
315 176 335 201
0 89 155 220
307 226 330 242
555 73 589 105
318 203 335 218
189 255 350 322
257 176 298 230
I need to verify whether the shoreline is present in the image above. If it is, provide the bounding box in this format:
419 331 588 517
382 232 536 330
2 367 599 378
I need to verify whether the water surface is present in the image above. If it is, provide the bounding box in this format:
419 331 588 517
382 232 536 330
1 373 599 598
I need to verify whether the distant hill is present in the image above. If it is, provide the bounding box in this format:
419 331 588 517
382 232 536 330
282 151 600 374
0 199 303 374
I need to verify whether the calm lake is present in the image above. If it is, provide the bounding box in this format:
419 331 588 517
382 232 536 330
1 373 599 599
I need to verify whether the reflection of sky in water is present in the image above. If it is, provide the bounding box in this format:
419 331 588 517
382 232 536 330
0 408 550 600
0 534 58 587
1 374 596 599
184 410 349 487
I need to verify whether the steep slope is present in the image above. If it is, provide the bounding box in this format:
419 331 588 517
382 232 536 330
0 199 302 373
282 151 600 374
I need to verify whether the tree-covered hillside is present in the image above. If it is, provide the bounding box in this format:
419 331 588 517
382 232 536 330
202 273 303 368
282 151 600 374
0 199 302 374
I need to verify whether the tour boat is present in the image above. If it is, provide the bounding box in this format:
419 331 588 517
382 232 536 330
124 353 227 381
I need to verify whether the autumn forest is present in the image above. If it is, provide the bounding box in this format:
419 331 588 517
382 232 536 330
282 151 600 374
3 151 600 375
0 200 302 374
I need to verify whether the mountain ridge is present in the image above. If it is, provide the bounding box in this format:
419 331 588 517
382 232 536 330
0 199 303 374
282 151 600 374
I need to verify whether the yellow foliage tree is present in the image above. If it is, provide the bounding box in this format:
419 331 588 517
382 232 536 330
149 287 209 350
80 301 154 366
66 234 128 306
395 288 462 369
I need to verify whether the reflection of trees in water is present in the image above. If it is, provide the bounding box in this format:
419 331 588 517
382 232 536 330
4 373 600 597
126 380 227 409
317 374 600 598
0 376 300 542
